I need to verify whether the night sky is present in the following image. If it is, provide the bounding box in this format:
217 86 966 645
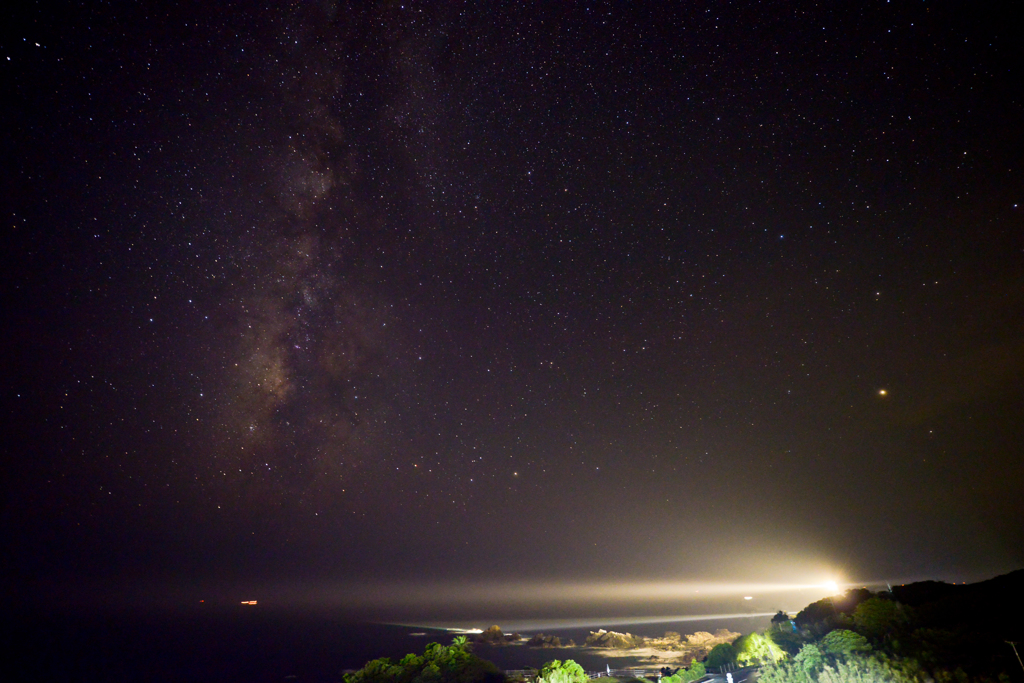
3 1 1023 617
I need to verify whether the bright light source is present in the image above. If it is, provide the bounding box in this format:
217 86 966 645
743 596 753 600
824 581 839 594
878 389 888 396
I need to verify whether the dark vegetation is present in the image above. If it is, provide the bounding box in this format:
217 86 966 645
659 660 706 683
343 636 505 683
343 570 1024 683
754 569 1024 683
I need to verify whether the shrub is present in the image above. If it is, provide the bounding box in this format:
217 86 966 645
852 598 912 643
344 639 504 683
760 651 917 683
768 627 807 656
820 630 871 658
735 632 786 666
681 661 705 682
706 643 737 670
536 660 587 683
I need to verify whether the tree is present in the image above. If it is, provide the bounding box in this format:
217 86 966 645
344 639 504 683
664 660 706 683
831 589 874 614
795 599 851 637
794 644 826 677
736 632 787 666
536 660 587 683
771 611 792 629
852 597 912 642
706 643 737 670
795 590 872 636
815 654 917 683
768 627 807 656
820 630 872 658
760 651 919 683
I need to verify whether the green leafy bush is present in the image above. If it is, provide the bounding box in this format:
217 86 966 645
706 642 737 670
735 632 786 666
660 658 706 683
536 660 587 683
852 598 912 643
344 638 504 683
760 651 919 683
820 630 871 657
768 627 807 656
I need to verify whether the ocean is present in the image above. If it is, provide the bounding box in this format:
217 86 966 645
4 608 773 683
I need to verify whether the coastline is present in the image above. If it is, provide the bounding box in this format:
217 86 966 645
381 614 773 671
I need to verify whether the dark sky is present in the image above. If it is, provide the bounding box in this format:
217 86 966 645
3 1 1023 615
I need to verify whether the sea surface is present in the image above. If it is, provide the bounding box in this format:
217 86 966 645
4 607 772 683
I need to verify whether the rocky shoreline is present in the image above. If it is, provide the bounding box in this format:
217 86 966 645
469 626 740 665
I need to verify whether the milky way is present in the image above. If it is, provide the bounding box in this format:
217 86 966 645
200 4 423 513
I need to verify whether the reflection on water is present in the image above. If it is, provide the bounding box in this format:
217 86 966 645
402 611 777 633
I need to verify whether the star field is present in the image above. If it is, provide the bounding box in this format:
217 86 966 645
2 1 1023 595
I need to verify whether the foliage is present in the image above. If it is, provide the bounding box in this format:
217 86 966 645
705 642 737 670
768 626 808 656
735 632 787 666
820 630 871 658
344 638 504 683
759 651 921 683
536 660 587 683
794 598 835 629
660 661 704 683
852 598 912 643
794 590 874 637
759 575 1024 682
794 644 826 677
795 600 855 637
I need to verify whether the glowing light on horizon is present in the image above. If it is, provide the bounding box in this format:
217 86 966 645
253 578 850 613
398 612 781 633
320 579 844 606
219 576 854 614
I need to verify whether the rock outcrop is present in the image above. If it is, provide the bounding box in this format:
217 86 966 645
644 632 684 650
470 625 522 646
583 627 740 662
585 629 644 649
526 633 562 648
682 629 741 659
